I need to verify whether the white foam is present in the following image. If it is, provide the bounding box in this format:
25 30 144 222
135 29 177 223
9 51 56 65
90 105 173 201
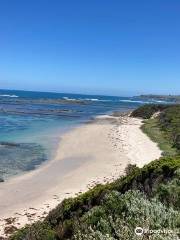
63 97 111 102
119 99 148 103
84 98 99 101
83 98 112 102
63 97 77 101
0 94 19 98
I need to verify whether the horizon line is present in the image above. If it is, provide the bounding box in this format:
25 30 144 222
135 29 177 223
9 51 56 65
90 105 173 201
0 87 178 98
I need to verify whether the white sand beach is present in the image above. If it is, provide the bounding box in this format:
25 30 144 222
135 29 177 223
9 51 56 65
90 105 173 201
0 115 162 238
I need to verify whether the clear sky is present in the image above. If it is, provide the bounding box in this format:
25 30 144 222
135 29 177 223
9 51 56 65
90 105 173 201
0 0 180 96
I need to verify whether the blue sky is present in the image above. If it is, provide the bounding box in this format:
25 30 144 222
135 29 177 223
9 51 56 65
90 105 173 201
0 0 180 96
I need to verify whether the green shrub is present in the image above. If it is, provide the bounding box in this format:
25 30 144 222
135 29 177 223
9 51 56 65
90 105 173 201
10 222 57 240
130 104 171 119
74 190 180 240
159 105 180 152
154 169 180 210
124 164 139 175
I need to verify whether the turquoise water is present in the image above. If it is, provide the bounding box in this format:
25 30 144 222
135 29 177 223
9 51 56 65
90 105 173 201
0 89 167 180
0 113 76 179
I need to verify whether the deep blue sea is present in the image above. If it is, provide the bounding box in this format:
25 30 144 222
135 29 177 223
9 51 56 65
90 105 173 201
0 89 167 180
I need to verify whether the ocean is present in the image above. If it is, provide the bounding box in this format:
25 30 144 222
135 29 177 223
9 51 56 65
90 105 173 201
0 89 164 180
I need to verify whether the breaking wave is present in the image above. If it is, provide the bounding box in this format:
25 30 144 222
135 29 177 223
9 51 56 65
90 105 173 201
63 97 112 102
0 94 19 98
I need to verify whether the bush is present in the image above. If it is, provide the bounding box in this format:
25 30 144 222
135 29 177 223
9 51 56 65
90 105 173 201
125 164 139 175
74 190 180 240
10 222 57 240
154 169 180 210
130 104 170 119
159 105 180 152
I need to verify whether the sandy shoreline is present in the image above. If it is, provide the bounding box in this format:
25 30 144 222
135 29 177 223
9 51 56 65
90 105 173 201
0 114 162 238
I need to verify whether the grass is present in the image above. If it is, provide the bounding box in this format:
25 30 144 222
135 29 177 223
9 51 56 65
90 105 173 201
141 118 178 157
132 104 180 153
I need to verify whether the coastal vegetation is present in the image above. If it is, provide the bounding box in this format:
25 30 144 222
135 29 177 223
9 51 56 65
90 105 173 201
130 104 170 119
10 104 180 240
135 94 180 103
11 156 180 240
131 104 180 153
141 118 177 156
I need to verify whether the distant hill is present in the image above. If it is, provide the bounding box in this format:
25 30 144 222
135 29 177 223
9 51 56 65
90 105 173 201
134 94 180 103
